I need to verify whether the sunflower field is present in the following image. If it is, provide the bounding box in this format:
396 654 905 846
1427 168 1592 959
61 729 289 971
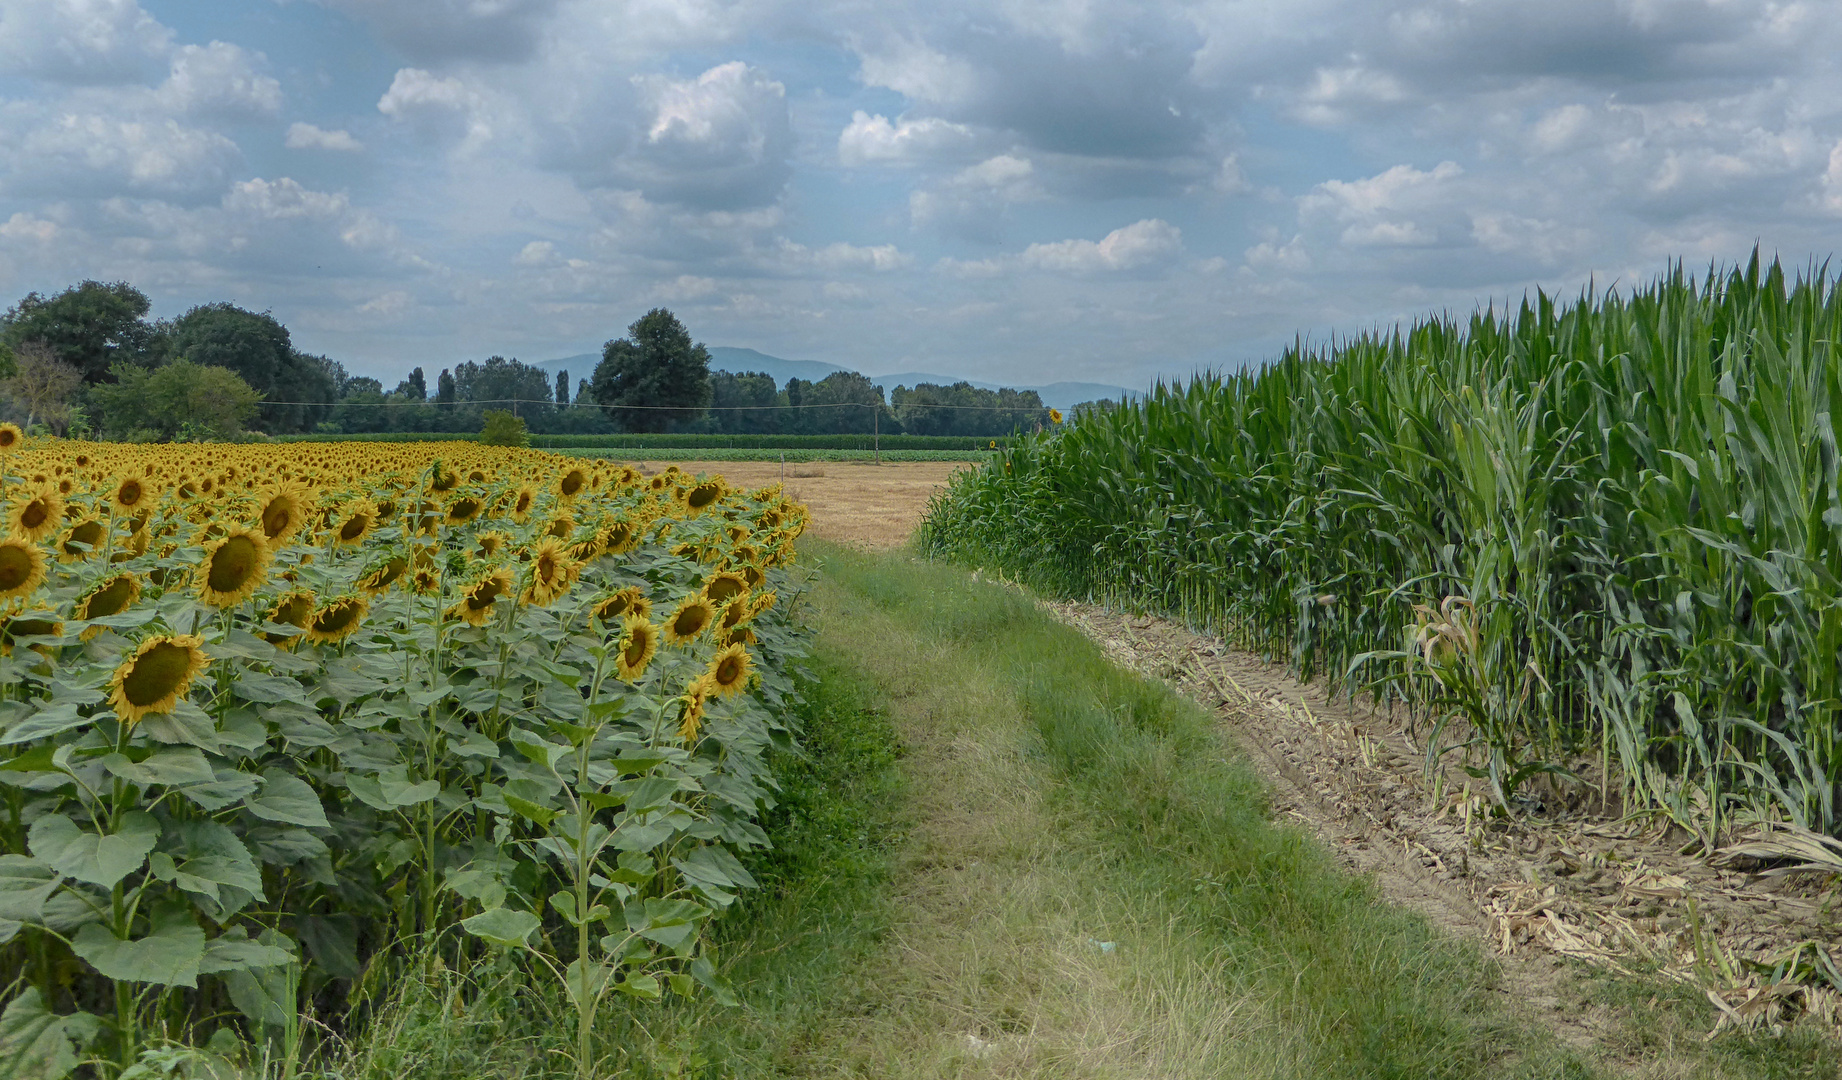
0 435 810 1078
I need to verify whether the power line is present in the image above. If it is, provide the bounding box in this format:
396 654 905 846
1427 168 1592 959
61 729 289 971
258 396 1061 413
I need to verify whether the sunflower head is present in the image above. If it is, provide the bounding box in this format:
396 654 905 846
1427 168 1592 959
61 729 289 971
111 475 154 514
0 423 21 453
75 573 141 641
703 642 753 698
615 615 659 680
262 588 316 647
682 479 726 517
256 482 314 544
196 528 271 607
701 571 748 605
331 499 378 546
303 594 369 645
599 517 640 555
0 538 46 602
445 494 483 525
593 586 650 626
519 537 580 607
356 553 409 595
678 678 710 742
663 594 716 645
509 485 538 523
57 517 106 561
10 484 63 542
544 514 575 539
109 634 210 726
447 567 513 626
556 467 587 501
0 609 63 656
474 530 511 558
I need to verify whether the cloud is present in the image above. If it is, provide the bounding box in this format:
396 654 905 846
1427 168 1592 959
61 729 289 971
837 111 977 166
377 67 487 142
514 239 558 265
944 219 1183 276
0 212 59 244
0 0 172 85
614 62 792 210
286 122 364 152
318 0 563 62
1300 162 1467 248
910 154 1043 240
2 113 241 204
158 41 282 118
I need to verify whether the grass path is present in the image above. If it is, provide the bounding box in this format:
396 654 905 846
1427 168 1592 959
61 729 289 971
758 542 1579 1079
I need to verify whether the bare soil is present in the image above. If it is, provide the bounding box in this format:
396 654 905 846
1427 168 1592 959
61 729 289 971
1039 600 1842 1042
633 460 967 550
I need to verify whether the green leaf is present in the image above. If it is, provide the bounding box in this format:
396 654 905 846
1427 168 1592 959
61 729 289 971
245 769 330 828
224 931 298 1027
461 906 540 948
612 972 661 1000
198 929 293 975
179 768 262 813
0 703 89 746
564 958 615 1007
380 775 440 807
135 701 221 753
72 921 206 988
102 748 216 789
29 812 159 889
0 988 99 1080
0 855 58 924
510 730 569 769
502 793 557 826
231 671 302 704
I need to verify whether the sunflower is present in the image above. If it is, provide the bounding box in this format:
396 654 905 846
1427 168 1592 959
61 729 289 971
678 678 710 742
749 589 778 617
331 499 378 547
544 513 575 539
593 586 651 625
739 563 765 589
508 484 538 523
108 634 210 726
196 528 271 607
682 478 725 517
411 567 440 594
599 517 640 555
0 537 45 604
262 589 315 647
474 530 511 558
428 463 459 493
57 517 106 561
663 594 716 645
701 570 748 605
703 643 754 698
0 423 21 453
9 484 63 542
447 567 513 626
110 475 154 514
0 610 62 655
444 494 483 526
718 595 752 633
519 537 580 607
615 615 658 680
302 594 369 645
74 573 140 641
556 467 588 501
256 482 314 544
565 532 603 563
355 553 409 594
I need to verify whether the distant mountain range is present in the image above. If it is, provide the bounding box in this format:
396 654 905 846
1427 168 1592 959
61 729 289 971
530 346 1137 412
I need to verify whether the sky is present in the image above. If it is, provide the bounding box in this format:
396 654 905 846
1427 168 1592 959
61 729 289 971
0 0 1839 391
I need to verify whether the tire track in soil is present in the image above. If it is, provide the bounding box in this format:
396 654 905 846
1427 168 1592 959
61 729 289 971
1035 599 1842 1056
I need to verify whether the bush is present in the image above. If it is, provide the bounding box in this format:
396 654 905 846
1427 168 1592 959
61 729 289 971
479 409 529 446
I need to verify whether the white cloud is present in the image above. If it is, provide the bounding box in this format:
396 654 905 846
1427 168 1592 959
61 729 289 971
838 111 977 166
285 122 364 152
158 41 281 118
1019 218 1183 272
321 0 562 62
358 290 413 317
222 177 348 221
377 67 487 143
1244 234 1310 273
615 61 792 209
0 212 59 243
6 113 240 203
514 239 559 265
0 0 172 85
780 239 912 272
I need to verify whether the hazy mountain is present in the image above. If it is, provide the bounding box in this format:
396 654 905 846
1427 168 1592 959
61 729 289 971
532 346 1137 412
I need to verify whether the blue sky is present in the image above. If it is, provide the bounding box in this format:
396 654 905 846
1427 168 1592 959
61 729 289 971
2 0 1840 391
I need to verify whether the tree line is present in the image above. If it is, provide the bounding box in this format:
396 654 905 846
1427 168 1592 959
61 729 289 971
0 281 1058 442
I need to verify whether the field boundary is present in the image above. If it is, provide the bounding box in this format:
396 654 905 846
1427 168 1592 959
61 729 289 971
1040 597 1842 1043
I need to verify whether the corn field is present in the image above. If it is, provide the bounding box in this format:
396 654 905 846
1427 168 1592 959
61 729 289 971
921 253 1842 843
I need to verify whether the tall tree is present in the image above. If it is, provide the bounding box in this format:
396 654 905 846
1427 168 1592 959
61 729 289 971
436 368 456 405
709 370 781 434
588 309 712 433
399 366 428 401
555 368 570 406
2 341 83 433
0 280 157 384
163 304 335 433
89 361 261 441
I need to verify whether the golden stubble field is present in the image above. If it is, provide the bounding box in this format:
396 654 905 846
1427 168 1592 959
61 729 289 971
636 460 969 549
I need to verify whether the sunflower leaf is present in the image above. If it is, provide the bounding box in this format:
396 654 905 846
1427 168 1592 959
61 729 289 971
0 703 89 746
103 748 216 789
0 987 100 1080
29 812 159 890
245 769 330 828
461 906 540 948
71 921 206 988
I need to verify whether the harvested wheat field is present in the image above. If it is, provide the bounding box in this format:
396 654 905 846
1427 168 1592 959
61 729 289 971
633 459 968 548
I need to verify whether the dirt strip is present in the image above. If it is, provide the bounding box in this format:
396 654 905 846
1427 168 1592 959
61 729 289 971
629 460 967 550
1037 599 1842 1042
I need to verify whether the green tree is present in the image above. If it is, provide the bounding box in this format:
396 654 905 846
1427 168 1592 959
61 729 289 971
794 371 889 435
589 308 712 433
88 360 261 441
709 370 783 433
397 366 428 401
480 408 529 446
0 280 158 384
162 304 336 433
1 341 84 433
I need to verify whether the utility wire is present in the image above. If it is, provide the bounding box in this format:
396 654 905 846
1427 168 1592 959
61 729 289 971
257 396 1061 413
